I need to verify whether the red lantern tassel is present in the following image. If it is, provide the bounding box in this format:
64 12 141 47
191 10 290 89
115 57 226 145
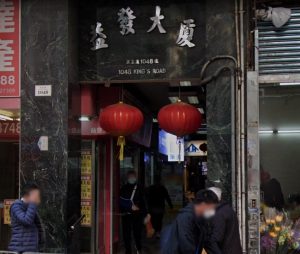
117 136 126 160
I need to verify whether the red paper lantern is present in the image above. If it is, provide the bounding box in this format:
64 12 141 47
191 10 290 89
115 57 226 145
99 102 144 160
158 101 202 137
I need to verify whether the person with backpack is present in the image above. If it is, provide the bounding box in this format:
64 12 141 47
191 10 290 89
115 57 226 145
8 183 45 253
208 187 243 254
120 170 149 254
161 189 221 254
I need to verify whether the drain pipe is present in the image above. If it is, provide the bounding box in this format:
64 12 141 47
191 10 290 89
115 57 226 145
238 0 247 252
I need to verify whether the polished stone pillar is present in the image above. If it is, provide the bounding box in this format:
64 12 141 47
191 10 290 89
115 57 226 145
20 0 80 252
205 0 236 201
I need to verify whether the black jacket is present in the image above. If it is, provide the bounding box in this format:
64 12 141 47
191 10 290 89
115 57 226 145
161 203 222 254
211 202 242 254
146 184 173 213
120 183 147 215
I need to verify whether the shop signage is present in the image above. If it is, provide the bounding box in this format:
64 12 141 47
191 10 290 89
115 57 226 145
0 120 19 138
35 85 52 97
81 200 92 226
0 0 20 97
184 140 207 156
79 1 204 81
3 199 14 224
37 136 48 151
81 150 92 227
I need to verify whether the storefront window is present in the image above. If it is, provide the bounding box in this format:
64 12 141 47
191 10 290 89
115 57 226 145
260 84 300 253
0 107 20 250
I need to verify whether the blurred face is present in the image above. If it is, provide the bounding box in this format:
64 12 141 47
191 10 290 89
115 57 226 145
194 202 216 219
24 189 41 205
127 173 137 184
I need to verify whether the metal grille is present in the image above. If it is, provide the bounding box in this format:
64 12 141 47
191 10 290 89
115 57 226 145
258 8 300 75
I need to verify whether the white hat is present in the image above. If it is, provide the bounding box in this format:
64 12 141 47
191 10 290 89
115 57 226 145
208 187 222 201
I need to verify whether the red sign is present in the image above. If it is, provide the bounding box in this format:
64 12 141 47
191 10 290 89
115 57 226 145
0 120 20 138
0 0 20 97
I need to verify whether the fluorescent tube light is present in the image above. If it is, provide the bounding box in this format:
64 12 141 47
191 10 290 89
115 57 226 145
278 130 300 134
198 108 205 114
79 116 90 122
0 114 13 121
188 96 199 104
180 81 191 86
280 82 300 86
259 130 274 134
169 96 179 103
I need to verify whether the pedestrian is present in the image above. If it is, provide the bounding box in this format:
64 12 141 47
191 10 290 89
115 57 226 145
208 187 243 254
161 189 221 254
146 175 173 238
120 170 149 254
8 182 45 253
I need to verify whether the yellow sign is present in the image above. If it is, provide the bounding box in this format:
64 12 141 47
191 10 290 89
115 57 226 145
4 199 14 225
81 200 92 226
81 149 92 227
81 151 92 175
81 175 92 200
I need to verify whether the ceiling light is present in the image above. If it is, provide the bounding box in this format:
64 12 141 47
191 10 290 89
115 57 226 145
79 116 90 122
0 114 13 121
169 96 179 103
180 81 191 87
278 130 300 134
259 130 274 134
198 108 205 114
280 82 300 86
259 129 300 134
188 96 199 104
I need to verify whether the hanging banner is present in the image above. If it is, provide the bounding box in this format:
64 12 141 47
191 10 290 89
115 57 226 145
0 0 20 97
81 150 92 227
81 200 92 226
4 199 14 224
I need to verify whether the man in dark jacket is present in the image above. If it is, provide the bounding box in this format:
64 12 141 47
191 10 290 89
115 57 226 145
120 170 148 254
208 187 243 254
9 183 45 253
146 176 173 238
161 190 221 254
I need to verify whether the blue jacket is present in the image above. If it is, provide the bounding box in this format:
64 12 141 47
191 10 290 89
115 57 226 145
8 200 44 253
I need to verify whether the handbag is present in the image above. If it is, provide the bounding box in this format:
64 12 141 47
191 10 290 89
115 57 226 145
120 185 137 215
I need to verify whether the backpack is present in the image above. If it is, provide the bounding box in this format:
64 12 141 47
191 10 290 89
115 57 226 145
160 222 179 254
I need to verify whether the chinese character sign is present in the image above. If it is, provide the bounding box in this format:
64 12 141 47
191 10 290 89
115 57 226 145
176 19 196 48
0 0 20 97
117 7 136 35
81 150 92 227
80 2 205 81
147 6 166 33
90 22 108 50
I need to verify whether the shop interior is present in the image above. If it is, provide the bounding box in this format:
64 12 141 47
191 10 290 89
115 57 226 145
0 100 20 251
259 83 300 253
78 81 208 253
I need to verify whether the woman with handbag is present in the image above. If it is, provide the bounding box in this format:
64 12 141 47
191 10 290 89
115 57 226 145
120 170 149 254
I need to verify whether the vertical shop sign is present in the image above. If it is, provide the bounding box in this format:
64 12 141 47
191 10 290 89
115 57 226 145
4 199 14 224
0 0 20 97
81 150 92 226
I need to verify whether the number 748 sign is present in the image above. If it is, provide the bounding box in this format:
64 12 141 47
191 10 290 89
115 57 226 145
0 121 20 138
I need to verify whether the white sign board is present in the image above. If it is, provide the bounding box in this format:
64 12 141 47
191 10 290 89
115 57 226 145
35 85 52 96
38 136 48 151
